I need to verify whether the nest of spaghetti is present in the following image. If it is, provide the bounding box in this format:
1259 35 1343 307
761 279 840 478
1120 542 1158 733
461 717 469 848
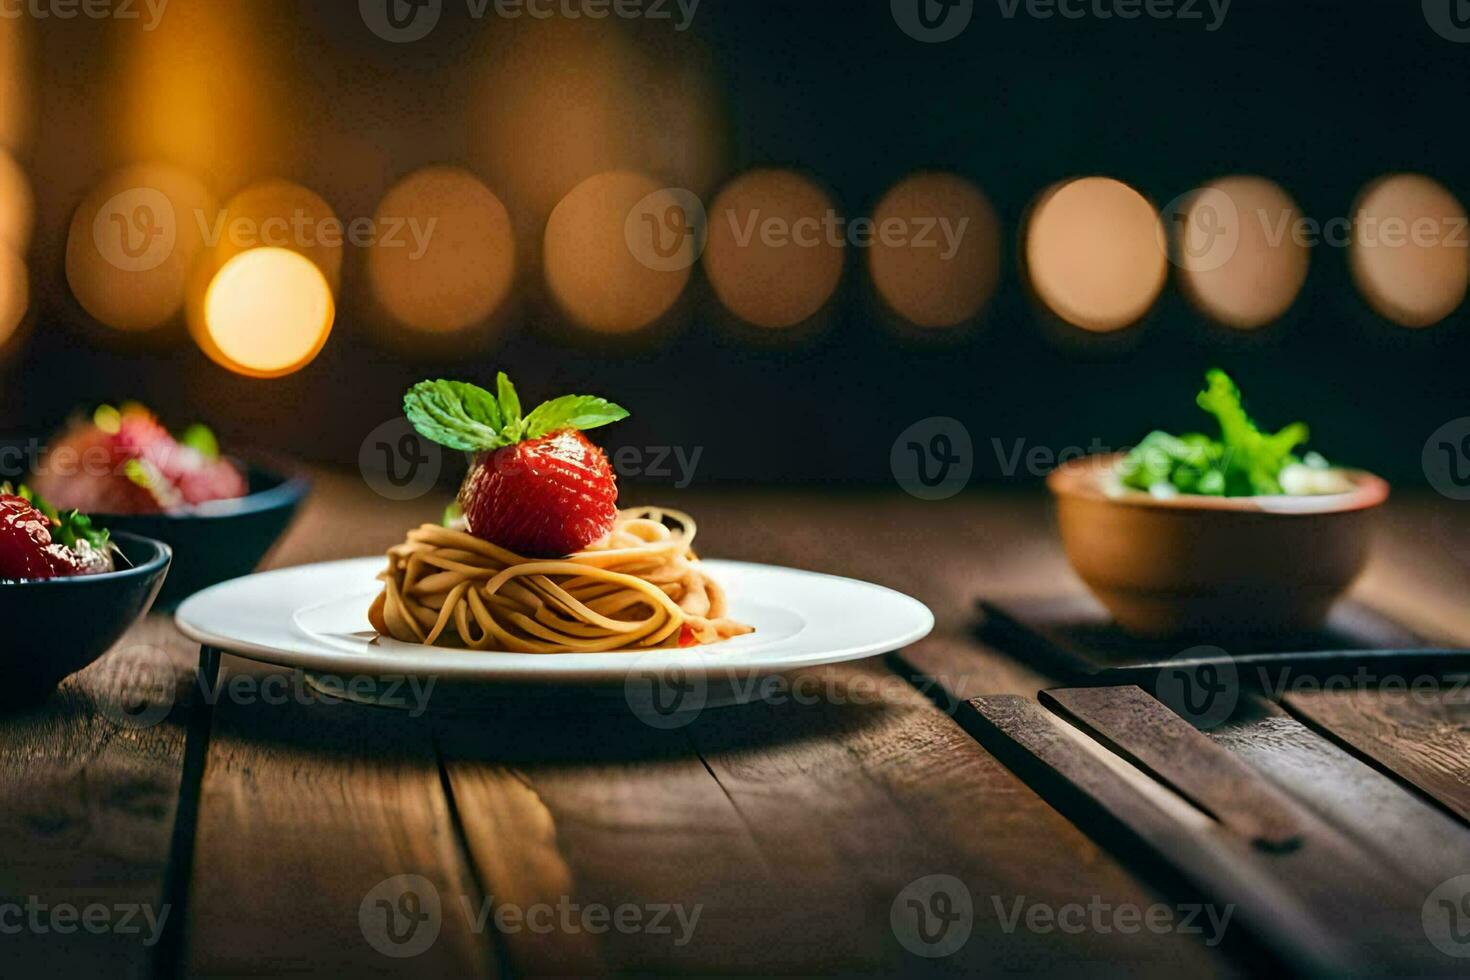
368 507 753 653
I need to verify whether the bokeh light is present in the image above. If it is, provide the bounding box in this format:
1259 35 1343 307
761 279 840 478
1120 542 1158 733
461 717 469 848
1025 176 1167 332
65 163 216 331
0 15 34 153
116 0 282 187
544 171 691 334
211 180 342 292
0 149 32 255
474 19 725 236
1176 176 1310 329
368 167 515 334
868 172 1000 328
1350 173 1468 328
194 247 334 378
704 169 845 329
0 245 28 348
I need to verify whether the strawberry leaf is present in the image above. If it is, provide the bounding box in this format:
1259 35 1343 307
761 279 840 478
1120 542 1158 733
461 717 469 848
523 395 630 440
496 372 523 439
404 380 508 452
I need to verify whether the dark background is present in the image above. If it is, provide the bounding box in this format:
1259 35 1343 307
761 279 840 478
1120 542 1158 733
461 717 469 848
0 0 1464 488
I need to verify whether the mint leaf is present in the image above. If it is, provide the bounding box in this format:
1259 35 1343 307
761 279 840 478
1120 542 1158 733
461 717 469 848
54 509 111 552
404 380 508 452
179 423 220 460
496 372 523 440
523 395 630 440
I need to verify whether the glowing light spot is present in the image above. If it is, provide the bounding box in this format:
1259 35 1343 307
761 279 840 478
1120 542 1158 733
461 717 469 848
1175 176 1310 329
704 169 844 329
0 16 34 153
543 171 690 334
116 1 281 186
1351 174 1468 328
1025 176 1167 332
869 172 999 328
0 148 32 253
195 247 334 378
474 19 725 234
368 167 515 334
65 163 216 332
211 180 342 292
0 245 28 348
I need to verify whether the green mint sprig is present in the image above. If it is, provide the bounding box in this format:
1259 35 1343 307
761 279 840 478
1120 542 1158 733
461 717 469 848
404 374 629 453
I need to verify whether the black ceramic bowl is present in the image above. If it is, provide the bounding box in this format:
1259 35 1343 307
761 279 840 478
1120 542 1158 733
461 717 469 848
0 532 171 702
0 437 310 608
100 464 311 607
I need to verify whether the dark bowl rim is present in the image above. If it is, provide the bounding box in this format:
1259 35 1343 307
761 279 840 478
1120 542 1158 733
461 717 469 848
85 464 311 523
0 530 172 588
1047 452 1391 515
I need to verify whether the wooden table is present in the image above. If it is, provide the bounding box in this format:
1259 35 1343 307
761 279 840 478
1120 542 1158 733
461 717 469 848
4 472 1470 977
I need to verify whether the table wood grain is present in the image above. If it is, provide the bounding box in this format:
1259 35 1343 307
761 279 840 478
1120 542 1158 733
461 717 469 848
2 470 1468 977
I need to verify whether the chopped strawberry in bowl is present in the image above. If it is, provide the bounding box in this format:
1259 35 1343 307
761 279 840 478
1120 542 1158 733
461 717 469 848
3 404 309 608
32 405 248 515
0 484 171 702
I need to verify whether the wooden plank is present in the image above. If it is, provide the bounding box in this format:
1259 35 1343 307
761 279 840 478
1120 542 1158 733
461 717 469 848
1042 687 1303 850
964 695 1449 975
1205 698 1470 898
184 655 494 978
439 660 1234 977
688 660 1237 977
1284 683 1470 826
0 616 196 979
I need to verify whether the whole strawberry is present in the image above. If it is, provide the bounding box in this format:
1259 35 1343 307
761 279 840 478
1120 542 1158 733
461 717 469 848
405 375 629 557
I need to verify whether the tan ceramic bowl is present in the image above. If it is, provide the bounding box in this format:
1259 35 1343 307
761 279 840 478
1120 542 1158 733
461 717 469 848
1047 454 1390 637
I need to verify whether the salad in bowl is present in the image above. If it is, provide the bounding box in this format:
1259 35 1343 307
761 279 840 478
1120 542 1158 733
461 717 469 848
1050 371 1389 637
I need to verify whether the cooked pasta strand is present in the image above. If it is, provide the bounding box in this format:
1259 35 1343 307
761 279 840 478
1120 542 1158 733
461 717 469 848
369 508 753 652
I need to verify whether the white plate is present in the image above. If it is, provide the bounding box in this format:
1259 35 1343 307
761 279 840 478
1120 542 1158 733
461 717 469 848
174 558 934 685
